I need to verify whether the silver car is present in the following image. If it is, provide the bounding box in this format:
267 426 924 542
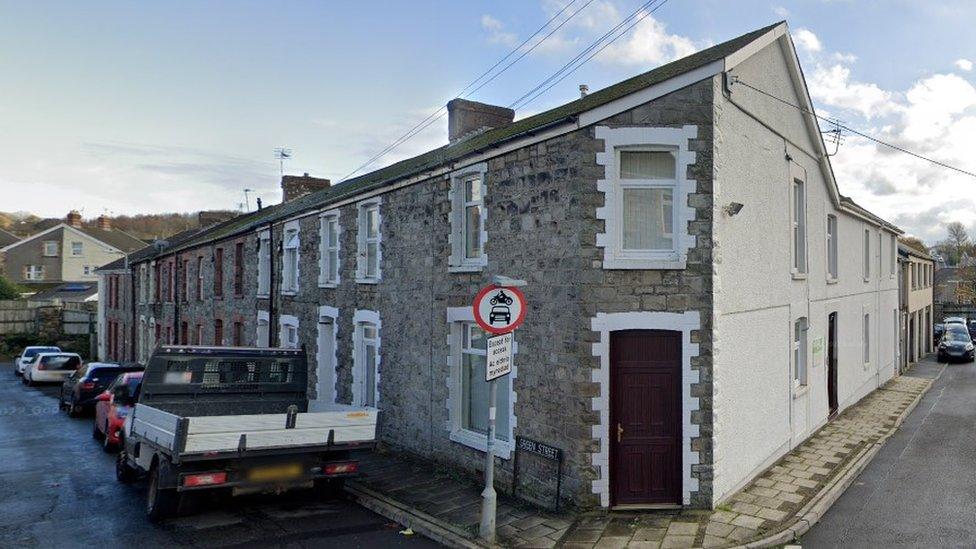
23 353 83 386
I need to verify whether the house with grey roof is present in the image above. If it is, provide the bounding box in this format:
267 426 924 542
0 210 146 286
101 22 903 513
0 228 19 248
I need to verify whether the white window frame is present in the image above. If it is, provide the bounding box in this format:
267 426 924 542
356 198 382 283
595 125 697 270
826 214 838 282
446 306 517 459
257 230 271 297
449 163 488 272
352 309 381 407
71 241 83 256
42 240 58 257
863 229 871 281
279 314 299 349
83 265 93 276
318 210 341 287
791 172 807 276
281 220 300 295
256 310 270 347
316 306 339 404
25 265 44 280
792 317 808 389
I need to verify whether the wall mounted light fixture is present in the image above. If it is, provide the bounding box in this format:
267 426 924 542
724 202 745 216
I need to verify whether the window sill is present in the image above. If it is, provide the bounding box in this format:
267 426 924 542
792 385 809 399
318 281 339 289
826 277 838 285
281 291 297 297
449 429 512 460
791 272 808 280
602 255 686 270
449 263 485 274
863 277 871 283
356 278 380 285
256 293 270 299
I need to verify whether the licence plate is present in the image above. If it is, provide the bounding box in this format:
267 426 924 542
248 463 303 483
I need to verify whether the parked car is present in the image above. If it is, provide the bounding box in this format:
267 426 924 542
60 362 143 417
938 330 976 363
943 317 967 326
23 353 82 386
14 346 61 376
93 371 143 453
934 323 945 344
118 346 377 521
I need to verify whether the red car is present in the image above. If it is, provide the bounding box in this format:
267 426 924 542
93 371 143 452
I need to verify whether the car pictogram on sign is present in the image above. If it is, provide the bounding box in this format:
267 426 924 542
473 285 526 335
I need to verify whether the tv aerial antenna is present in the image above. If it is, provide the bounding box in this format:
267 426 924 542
243 188 254 212
822 118 845 157
274 147 292 177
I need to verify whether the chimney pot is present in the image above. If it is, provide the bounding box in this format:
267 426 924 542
281 173 331 202
66 210 83 228
579 84 589 98
447 98 515 143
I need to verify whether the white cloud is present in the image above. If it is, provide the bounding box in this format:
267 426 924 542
597 13 701 66
481 15 518 47
807 63 896 119
956 58 973 71
772 5 789 18
792 28 822 53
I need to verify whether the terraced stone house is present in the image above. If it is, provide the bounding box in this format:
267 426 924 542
99 22 902 511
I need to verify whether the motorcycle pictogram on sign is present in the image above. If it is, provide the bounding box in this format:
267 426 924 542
473 285 526 335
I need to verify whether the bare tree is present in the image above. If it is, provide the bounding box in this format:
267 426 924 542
937 221 972 265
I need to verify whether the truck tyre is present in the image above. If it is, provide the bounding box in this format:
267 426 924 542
146 459 180 522
314 478 345 499
116 452 139 484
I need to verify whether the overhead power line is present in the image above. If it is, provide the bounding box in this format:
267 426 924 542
338 0 594 182
730 76 976 179
510 0 670 111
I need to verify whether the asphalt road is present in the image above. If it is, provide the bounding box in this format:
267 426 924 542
801 356 975 548
0 363 440 548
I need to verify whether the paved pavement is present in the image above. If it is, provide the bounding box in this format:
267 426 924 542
0 363 440 548
800 357 974 548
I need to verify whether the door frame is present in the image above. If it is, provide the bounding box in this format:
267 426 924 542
608 329 683 507
316 306 339 404
827 312 838 418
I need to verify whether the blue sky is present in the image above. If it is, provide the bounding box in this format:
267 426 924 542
1 1 975 243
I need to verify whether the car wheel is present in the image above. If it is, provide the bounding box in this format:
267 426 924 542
116 452 139 484
146 460 180 522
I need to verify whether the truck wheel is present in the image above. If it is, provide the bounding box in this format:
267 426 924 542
116 452 139 484
146 460 180 522
314 478 345 499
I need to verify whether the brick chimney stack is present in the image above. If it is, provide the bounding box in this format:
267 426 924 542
96 215 112 230
447 99 515 143
281 173 331 203
66 210 83 228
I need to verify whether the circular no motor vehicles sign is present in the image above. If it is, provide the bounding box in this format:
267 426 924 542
473 285 527 335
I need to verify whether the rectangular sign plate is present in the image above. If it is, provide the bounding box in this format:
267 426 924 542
486 333 513 381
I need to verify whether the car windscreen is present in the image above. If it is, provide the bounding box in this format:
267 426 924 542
24 347 59 358
945 331 971 343
41 355 81 370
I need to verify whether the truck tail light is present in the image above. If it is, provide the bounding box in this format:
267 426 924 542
80 382 95 390
323 462 358 475
182 472 227 487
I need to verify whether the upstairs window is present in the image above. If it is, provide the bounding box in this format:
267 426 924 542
71 241 83 256
826 215 838 280
234 242 244 296
182 259 189 302
213 248 224 297
282 221 300 293
889 234 896 276
449 164 488 271
257 231 271 296
319 211 340 286
792 177 806 274
620 150 675 253
356 200 381 283
196 256 204 301
139 265 147 304
863 229 871 280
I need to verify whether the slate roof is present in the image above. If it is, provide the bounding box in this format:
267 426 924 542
30 282 98 302
0 228 19 247
897 241 933 261
79 227 147 253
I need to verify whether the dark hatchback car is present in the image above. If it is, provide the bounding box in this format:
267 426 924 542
938 330 975 363
60 362 144 417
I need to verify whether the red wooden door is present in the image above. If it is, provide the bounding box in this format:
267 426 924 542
610 330 682 506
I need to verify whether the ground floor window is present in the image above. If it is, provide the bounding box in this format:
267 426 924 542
280 315 299 349
256 311 269 347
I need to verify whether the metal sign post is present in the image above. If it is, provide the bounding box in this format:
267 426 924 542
474 281 526 544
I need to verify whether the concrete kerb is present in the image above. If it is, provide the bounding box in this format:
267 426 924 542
345 480 486 549
734 375 935 549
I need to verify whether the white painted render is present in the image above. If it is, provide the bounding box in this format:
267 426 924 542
712 37 900 503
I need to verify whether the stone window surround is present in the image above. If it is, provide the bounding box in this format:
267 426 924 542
318 209 341 288
281 220 301 296
595 125 698 270
257 230 271 297
590 310 701 507
352 309 381 407
445 306 518 459
356 198 382 284
448 162 488 273
279 314 299 349
316 305 339 404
